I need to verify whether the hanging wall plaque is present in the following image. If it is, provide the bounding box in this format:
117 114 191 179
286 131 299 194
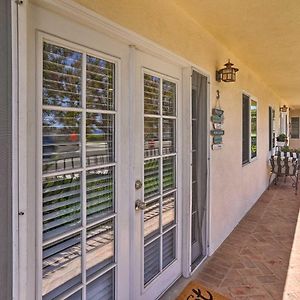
211 97 224 150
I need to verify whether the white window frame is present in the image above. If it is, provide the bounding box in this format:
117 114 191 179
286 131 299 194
242 93 258 165
290 117 300 139
269 106 276 151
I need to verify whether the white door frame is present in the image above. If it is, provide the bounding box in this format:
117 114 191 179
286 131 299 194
12 1 29 299
181 67 211 278
131 49 183 299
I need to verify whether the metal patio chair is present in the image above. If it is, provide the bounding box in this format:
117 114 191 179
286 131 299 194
269 154 299 195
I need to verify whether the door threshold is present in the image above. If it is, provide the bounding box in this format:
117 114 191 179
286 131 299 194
190 255 208 275
156 273 182 300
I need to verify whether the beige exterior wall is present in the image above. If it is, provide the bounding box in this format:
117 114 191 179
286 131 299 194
289 109 300 149
47 0 282 254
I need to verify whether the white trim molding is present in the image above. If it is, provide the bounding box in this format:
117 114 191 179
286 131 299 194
32 0 212 77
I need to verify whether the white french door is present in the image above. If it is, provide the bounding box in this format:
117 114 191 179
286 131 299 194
132 51 182 300
36 33 130 300
24 5 183 300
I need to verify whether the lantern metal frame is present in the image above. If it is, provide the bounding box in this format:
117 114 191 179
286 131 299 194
279 105 288 113
216 59 239 82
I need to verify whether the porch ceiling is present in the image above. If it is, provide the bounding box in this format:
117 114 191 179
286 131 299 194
60 0 300 106
174 0 300 106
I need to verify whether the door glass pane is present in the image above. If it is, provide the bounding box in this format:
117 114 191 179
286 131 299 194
86 270 114 300
162 119 175 154
162 80 176 116
86 55 115 111
144 117 160 158
86 113 114 166
42 233 81 299
144 238 160 285
86 167 114 223
192 119 197 150
144 159 160 199
86 220 114 279
144 74 160 115
162 229 176 269
43 110 81 174
43 42 82 108
43 173 81 241
65 290 82 299
191 71 208 270
144 199 160 243
163 156 176 192
162 192 175 231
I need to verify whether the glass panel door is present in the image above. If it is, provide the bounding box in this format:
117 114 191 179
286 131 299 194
41 40 117 299
191 71 208 271
142 71 178 287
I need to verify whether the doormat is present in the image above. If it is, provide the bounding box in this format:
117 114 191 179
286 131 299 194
176 281 229 300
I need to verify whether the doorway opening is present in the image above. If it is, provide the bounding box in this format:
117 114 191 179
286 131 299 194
190 70 208 271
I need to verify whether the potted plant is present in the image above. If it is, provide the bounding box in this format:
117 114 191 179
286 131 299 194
276 133 287 147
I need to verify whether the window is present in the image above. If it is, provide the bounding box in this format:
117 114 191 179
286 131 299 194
269 107 272 151
269 107 276 151
250 100 257 158
291 117 300 139
242 94 257 164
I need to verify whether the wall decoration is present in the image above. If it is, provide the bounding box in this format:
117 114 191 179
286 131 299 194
211 91 224 150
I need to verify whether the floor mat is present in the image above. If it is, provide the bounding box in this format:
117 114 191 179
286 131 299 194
176 281 229 300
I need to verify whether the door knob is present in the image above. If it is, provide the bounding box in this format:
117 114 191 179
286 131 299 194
135 180 143 190
135 199 146 211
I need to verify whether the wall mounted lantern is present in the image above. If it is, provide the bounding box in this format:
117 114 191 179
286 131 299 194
216 59 239 82
279 105 288 113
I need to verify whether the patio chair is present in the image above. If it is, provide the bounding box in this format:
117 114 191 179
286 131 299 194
269 154 299 195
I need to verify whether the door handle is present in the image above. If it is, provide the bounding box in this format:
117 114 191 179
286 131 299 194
135 180 143 190
135 199 146 211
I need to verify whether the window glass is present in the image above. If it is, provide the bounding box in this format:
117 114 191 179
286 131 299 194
242 94 250 164
251 100 257 159
291 117 300 139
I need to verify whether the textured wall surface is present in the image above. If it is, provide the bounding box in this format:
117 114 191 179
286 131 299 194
74 0 300 106
72 0 282 254
0 0 12 298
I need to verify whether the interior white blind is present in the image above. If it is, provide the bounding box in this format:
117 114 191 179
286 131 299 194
143 72 177 286
42 40 116 300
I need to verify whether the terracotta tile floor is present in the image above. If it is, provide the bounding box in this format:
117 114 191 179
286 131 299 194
161 178 300 300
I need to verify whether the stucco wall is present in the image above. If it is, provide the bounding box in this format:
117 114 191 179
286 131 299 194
71 0 282 254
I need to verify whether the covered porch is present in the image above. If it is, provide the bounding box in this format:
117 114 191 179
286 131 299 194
2 0 300 299
162 178 300 299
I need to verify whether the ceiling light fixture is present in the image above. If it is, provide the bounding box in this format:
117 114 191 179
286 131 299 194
279 105 288 113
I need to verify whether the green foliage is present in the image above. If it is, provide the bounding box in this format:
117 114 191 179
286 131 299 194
276 133 287 142
281 145 290 152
